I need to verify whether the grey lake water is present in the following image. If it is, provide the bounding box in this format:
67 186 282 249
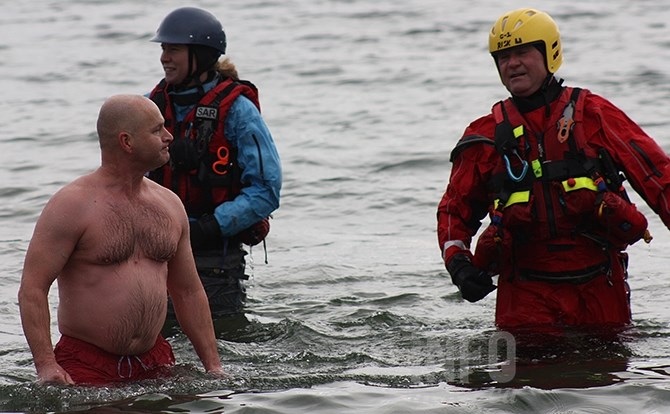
1 0 670 412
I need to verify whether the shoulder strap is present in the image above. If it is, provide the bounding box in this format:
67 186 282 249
558 87 582 155
149 79 170 126
450 134 495 162
493 100 523 156
193 79 247 153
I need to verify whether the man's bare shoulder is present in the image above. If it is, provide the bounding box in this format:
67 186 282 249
43 173 97 213
29 172 101 248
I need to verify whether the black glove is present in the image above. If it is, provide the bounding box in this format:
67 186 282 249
190 214 223 251
446 253 496 303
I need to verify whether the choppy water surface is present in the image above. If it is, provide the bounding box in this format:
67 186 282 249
1 0 670 412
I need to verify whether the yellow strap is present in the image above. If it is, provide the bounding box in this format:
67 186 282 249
507 191 530 206
495 191 531 209
513 125 524 138
561 177 598 193
495 177 596 211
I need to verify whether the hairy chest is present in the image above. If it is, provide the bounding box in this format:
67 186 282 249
87 200 179 264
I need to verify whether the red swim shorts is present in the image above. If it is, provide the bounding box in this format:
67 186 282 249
54 335 176 386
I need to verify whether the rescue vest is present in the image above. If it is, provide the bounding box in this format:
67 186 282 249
490 88 597 228
148 77 261 217
485 87 640 281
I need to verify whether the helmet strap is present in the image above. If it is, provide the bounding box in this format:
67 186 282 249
171 46 198 90
176 45 220 90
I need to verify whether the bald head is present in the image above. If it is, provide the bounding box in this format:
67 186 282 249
96 94 159 151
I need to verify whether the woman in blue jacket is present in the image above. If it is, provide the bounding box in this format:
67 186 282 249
147 7 282 319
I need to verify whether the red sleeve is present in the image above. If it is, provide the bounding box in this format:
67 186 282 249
583 92 670 228
437 115 499 264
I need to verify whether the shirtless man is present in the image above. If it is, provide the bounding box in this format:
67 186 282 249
18 94 224 385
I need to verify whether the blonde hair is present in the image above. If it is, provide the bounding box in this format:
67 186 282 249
215 58 239 80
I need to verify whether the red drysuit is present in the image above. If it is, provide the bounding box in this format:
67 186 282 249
437 84 670 330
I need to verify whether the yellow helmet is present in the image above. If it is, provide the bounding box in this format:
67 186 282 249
489 8 562 73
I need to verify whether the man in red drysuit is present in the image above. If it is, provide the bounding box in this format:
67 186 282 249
437 8 670 332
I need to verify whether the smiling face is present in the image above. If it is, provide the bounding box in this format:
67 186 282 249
159 43 193 86
496 44 548 97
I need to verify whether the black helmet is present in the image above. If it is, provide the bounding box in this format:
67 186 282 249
151 7 226 54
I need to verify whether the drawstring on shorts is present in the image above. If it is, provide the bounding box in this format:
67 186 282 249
117 355 149 379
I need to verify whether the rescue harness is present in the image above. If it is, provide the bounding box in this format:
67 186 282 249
456 87 650 284
148 76 260 217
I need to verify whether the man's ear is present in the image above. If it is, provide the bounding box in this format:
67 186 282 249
119 131 133 153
